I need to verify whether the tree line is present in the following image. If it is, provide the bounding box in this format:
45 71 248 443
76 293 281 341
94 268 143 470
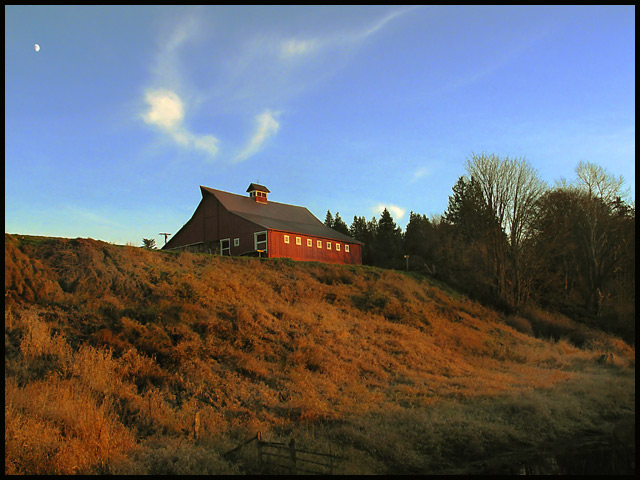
325 153 634 342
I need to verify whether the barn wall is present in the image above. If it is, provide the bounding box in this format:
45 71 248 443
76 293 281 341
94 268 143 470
166 194 265 254
163 200 207 249
267 230 362 265
202 194 265 255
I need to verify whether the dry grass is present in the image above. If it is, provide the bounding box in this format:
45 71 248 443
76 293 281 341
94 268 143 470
4 234 635 474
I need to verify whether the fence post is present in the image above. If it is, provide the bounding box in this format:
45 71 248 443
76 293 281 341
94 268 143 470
289 438 297 474
194 411 201 442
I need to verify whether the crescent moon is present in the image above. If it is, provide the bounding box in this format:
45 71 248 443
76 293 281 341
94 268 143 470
34 44 40 52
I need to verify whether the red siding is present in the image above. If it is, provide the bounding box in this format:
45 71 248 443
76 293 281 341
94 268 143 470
267 230 362 265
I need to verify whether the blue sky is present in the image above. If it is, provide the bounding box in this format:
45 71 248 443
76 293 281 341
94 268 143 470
5 5 635 246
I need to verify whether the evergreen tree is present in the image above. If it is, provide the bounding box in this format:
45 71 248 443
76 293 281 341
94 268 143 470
443 176 493 240
441 175 501 306
142 238 157 250
365 216 380 266
367 216 379 239
324 210 334 228
403 211 433 270
349 215 369 243
332 212 350 235
374 208 403 267
350 215 378 265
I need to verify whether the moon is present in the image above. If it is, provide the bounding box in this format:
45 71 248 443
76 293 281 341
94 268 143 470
34 44 40 52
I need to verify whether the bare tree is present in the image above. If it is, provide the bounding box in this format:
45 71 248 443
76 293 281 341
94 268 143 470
465 153 546 306
571 161 631 315
575 161 628 204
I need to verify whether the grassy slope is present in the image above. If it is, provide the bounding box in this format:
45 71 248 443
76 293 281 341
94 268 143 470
4 234 635 474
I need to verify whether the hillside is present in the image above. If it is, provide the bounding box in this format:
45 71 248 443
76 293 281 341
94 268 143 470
4 234 635 474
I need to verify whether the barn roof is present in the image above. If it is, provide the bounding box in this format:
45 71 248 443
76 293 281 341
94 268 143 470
201 186 363 244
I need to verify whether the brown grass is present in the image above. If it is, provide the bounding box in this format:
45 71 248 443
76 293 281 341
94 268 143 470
4 234 635 474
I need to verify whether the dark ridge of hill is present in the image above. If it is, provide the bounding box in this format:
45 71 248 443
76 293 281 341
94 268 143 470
4 234 635 475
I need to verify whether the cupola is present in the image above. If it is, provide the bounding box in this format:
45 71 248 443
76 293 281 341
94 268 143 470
247 183 270 204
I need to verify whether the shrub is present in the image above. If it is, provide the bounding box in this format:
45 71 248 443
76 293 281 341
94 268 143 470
313 265 355 285
353 289 388 312
504 314 534 335
94 328 132 355
11 309 72 382
521 307 579 342
5 399 64 474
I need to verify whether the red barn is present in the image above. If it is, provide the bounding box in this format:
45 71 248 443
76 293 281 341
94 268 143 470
162 184 363 265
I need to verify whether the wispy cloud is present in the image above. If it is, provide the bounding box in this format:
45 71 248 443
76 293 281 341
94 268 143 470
139 12 221 158
151 12 202 92
278 6 418 60
279 39 319 59
233 110 280 163
141 7 417 163
352 6 419 41
142 88 219 157
410 166 432 184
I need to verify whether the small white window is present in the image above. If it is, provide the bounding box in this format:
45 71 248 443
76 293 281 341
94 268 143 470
317 240 322 248
336 243 341 251
296 237 302 246
307 238 313 247
284 235 290 244
345 244 350 253
234 238 240 247
326 241 331 250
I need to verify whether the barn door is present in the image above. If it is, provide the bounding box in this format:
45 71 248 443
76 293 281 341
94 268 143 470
220 238 231 256
254 231 267 254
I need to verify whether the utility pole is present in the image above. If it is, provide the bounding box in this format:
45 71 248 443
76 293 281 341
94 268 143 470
159 233 171 245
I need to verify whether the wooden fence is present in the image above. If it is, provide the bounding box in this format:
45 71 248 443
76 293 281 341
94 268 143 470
224 431 345 475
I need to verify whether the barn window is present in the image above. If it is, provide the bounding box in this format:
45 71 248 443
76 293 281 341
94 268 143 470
234 238 240 247
317 240 322 248
326 241 331 250
284 235 290 244
345 244 350 253
307 238 312 247
336 243 341 251
296 236 302 246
